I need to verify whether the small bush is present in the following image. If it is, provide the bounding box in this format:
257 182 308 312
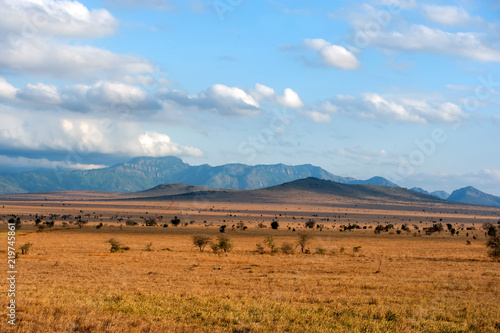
270 220 279 230
107 238 130 253
255 243 265 254
126 220 138 226
281 243 295 255
144 242 153 252
20 243 33 255
305 219 315 228
211 236 233 255
486 226 500 261
315 247 326 255
170 216 181 227
264 235 278 253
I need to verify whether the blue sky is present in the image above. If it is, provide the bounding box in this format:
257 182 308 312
0 0 499 195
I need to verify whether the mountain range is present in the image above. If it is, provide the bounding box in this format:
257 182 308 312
0 156 499 207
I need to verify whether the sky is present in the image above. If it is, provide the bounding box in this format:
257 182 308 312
0 0 499 196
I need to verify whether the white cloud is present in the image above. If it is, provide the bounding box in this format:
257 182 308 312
0 77 18 101
0 155 106 171
250 83 276 101
160 83 303 116
86 81 160 111
0 0 117 38
277 88 304 108
369 24 500 62
0 107 202 158
304 38 360 70
139 131 202 157
305 111 331 123
0 38 156 79
17 82 61 104
422 5 483 26
328 93 467 125
362 93 426 123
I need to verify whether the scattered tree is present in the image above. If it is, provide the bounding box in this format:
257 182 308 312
264 235 278 253
486 225 500 261
20 242 33 255
270 220 279 230
192 235 211 252
170 216 181 227
298 234 312 253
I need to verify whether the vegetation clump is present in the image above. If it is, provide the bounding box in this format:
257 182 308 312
211 236 232 255
192 235 211 252
107 238 130 253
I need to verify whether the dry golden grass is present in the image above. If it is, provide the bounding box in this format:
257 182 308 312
1 199 500 332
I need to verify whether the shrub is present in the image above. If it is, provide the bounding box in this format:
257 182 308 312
219 225 227 233
76 219 88 229
298 234 312 253
192 235 211 252
305 219 315 228
107 238 130 253
211 236 233 254
126 220 138 226
264 235 278 253
170 216 181 227
270 220 279 230
20 242 33 255
486 226 500 261
145 218 157 227
255 243 265 254
144 242 153 252
281 243 295 255
315 247 326 255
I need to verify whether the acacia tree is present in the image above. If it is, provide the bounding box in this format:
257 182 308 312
298 234 312 253
485 225 500 261
192 235 211 252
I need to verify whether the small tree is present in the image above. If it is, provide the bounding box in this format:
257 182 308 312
298 234 312 253
271 220 279 230
486 226 500 261
170 216 181 227
20 243 33 254
305 219 315 229
211 236 232 254
76 219 88 229
263 235 278 253
219 225 227 233
192 235 211 252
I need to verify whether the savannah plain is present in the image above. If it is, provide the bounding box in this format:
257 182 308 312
1 190 500 332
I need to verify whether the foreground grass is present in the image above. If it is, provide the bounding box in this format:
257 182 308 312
1 223 499 332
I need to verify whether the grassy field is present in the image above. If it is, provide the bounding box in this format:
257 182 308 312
1 200 499 332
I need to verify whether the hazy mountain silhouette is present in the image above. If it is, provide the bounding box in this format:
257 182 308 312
447 186 500 207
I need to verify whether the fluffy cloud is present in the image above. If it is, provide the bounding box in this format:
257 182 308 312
0 77 18 101
0 0 154 79
313 93 467 125
0 107 202 158
17 83 61 104
277 88 304 108
303 38 360 70
160 83 303 116
0 39 155 79
0 0 117 38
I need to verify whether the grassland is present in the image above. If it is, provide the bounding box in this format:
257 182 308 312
1 199 499 332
